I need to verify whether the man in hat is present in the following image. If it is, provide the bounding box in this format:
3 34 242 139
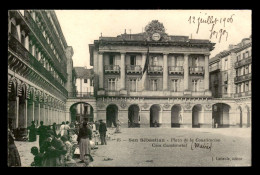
98 120 107 145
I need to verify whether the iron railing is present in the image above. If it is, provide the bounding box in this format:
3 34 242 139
126 65 142 73
189 66 204 75
234 73 251 83
68 92 95 98
234 56 252 68
8 34 68 96
148 66 163 73
104 65 120 73
168 66 183 74
209 64 220 72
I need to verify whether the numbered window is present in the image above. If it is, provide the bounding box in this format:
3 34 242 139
172 79 179 92
192 79 199 92
150 79 158 91
108 78 116 91
129 79 137 92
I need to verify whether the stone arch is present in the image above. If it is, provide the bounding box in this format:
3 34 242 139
150 104 162 127
69 102 94 123
106 104 119 128
128 104 140 128
171 104 183 128
8 77 17 130
212 103 231 128
8 77 18 95
192 104 203 128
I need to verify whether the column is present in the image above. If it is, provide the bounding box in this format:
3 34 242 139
141 52 147 91
98 52 104 89
24 99 28 129
38 103 41 123
27 100 34 126
204 54 210 91
15 97 19 128
120 52 126 91
184 54 189 91
163 53 168 91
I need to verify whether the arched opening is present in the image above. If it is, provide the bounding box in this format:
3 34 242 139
171 105 182 128
212 103 231 128
8 81 16 130
192 104 202 128
69 102 94 123
18 87 26 129
106 104 118 128
246 106 250 128
150 104 162 127
128 104 140 128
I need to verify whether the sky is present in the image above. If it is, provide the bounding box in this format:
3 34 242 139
55 10 251 68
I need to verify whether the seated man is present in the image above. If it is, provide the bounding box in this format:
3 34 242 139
30 146 44 167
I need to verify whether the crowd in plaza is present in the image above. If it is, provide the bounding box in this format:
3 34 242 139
8 119 122 167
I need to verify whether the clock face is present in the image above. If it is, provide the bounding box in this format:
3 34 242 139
152 33 161 41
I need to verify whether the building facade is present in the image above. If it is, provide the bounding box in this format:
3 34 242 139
8 10 74 137
89 20 223 128
70 67 94 122
209 36 252 128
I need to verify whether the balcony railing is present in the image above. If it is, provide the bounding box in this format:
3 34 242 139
104 65 120 74
68 92 94 98
209 64 220 72
189 66 204 75
8 34 68 96
168 66 183 74
234 73 251 83
23 11 67 79
148 66 163 74
234 56 252 68
126 65 142 74
234 91 251 98
221 93 234 98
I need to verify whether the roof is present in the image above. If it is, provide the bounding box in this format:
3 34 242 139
74 67 94 78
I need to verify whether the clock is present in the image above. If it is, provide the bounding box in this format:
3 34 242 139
152 33 161 41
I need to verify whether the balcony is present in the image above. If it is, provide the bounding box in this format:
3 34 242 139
234 56 252 68
168 66 183 74
221 93 234 98
148 66 163 74
126 65 142 74
234 91 251 98
8 34 68 96
234 73 251 83
104 65 120 74
68 92 95 98
189 66 204 75
209 64 220 72
23 11 67 79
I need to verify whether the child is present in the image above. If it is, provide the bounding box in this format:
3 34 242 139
30 146 44 167
78 154 94 167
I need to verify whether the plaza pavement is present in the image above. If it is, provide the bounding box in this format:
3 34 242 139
15 127 251 167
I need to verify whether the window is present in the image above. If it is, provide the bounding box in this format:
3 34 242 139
224 86 228 93
108 78 116 91
192 79 199 92
84 79 88 83
245 51 249 58
35 48 39 60
10 23 18 39
109 55 115 65
245 82 249 92
21 33 25 46
90 79 94 86
236 55 241 62
151 56 158 66
129 79 137 92
193 57 199 66
172 79 179 92
224 59 228 70
130 56 136 66
29 40 33 54
245 66 249 75
151 79 158 91
249 64 251 73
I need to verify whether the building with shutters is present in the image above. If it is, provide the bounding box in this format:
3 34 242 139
209 36 251 128
8 10 75 137
89 20 223 128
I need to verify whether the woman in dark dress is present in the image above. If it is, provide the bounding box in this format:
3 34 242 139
28 121 37 142
52 123 57 137
8 128 21 167
77 121 92 162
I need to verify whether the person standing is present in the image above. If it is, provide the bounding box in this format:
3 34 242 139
52 123 57 138
8 127 21 167
65 121 71 135
98 120 107 145
77 121 92 163
60 122 66 136
37 121 47 152
115 120 121 133
28 121 37 142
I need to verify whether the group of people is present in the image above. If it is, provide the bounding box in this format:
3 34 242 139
8 118 113 167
